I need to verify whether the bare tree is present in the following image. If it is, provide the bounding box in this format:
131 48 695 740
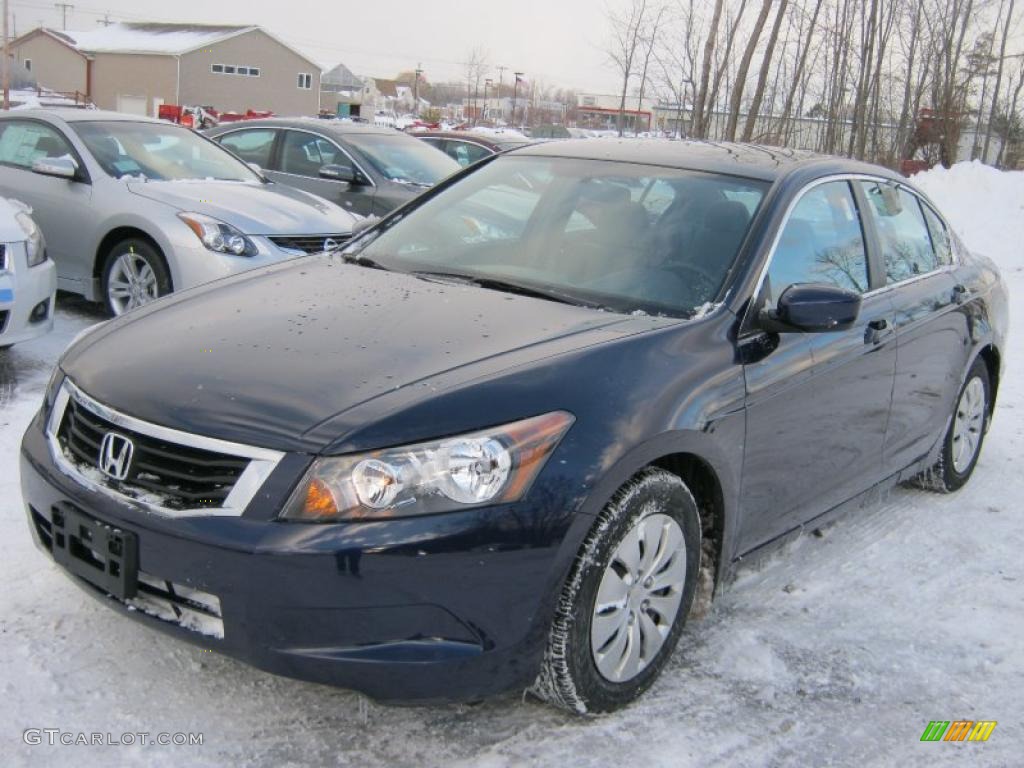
464 47 489 125
636 4 668 132
608 0 650 136
983 0 1017 160
742 0 791 141
724 0 776 141
997 63 1024 165
779 0 825 140
692 0 725 137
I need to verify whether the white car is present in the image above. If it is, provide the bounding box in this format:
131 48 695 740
0 198 56 349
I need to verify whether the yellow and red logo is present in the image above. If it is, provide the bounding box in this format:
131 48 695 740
920 720 997 742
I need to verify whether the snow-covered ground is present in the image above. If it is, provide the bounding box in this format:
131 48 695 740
2 164 1022 767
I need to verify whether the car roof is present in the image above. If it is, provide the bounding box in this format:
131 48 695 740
413 131 530 146
4 108 164 124
208 117 401 137
513 138 899 182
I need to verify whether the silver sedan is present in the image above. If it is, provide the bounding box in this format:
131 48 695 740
0 110 359 315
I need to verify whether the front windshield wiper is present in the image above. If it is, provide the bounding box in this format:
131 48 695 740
342 253 393 271
412 270 605 309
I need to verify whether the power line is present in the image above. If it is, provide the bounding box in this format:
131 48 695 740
53 1 72 30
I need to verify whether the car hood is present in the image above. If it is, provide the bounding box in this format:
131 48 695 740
60 258 640 453
126 180 357 235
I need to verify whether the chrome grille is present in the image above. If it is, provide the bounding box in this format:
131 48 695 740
47 380 285 517
58 397 249 509
269 233 350 254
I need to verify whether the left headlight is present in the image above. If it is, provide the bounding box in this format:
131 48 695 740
15 211 45 267
282 411 575 522
178 212 257 256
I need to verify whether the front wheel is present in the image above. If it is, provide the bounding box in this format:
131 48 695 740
101 239 172 316
532 468 701 713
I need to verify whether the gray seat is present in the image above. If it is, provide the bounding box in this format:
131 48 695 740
34 135 65 158
688 200 750 274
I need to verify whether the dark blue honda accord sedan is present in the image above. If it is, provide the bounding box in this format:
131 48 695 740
21 140 1007 713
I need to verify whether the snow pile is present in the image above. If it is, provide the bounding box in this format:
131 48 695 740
913 160 1024 265
6 88 89 110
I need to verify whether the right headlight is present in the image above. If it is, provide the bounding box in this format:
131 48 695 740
14 210 45 267
281 411 575 522
178 212 258 256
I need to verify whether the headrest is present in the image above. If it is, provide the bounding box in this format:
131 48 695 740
703 200 750 232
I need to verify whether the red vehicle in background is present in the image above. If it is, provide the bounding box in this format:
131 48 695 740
158 104 274 130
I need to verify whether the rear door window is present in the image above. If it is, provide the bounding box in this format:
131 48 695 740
859 181 939 282
446 140 491 167
920 202 953 266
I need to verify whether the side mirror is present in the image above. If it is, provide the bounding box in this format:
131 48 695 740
32 156 78 180
761 283 862 333
319 164 355 183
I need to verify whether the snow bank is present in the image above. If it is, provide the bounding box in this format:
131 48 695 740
913 160 1024 268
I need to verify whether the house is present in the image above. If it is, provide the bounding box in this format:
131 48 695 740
320 62 365 117
7 22 322 117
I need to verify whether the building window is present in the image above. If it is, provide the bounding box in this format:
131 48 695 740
24 59 32 72
212 64 260 76
297 73 313 89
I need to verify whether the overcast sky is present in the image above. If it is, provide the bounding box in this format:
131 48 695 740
10 0 621 93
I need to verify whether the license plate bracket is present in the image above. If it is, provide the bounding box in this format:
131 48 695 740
50 503 138 600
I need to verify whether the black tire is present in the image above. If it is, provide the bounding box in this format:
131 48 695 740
913 358 990 493
532 468 701 714
100 238 172 317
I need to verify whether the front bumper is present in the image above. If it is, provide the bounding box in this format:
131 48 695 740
0 244 57 347
20 409 572 703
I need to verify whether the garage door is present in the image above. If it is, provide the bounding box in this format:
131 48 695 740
116 95 148 116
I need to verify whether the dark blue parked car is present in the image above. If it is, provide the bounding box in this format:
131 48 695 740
21 140 1007 713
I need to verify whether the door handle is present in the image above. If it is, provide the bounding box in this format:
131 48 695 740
952 284 970 304
866 318 891 345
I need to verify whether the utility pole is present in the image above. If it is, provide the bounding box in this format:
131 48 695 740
3 0 10 111
513 72 524 128
412 63 422 116
54 2 73 30
496 65 506 122
483 78 491 123
98 13 113 27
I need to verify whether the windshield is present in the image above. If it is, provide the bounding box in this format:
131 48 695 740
355 155 768 317
345 132 459 186
73 121 260 182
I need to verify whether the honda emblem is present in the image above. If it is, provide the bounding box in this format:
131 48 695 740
99 432 134 482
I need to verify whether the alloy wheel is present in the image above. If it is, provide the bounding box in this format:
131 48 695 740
952 376 986 473
107 251 160 315
590 511 687 683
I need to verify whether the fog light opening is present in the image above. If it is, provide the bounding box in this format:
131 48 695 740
29 300 49 324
